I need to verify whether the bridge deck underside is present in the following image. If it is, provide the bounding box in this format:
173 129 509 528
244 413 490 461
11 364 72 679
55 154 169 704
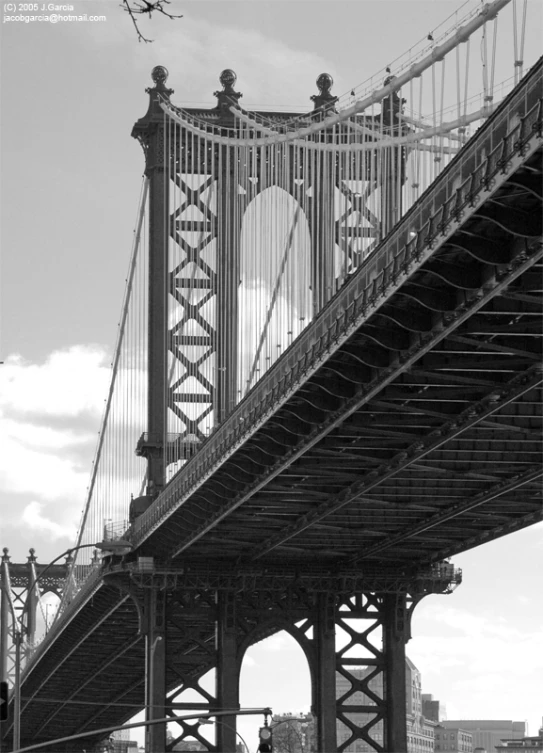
11 582 237 746
138 144 542 572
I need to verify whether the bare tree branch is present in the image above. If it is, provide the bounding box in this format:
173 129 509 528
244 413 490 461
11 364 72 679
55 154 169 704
121 0 183 43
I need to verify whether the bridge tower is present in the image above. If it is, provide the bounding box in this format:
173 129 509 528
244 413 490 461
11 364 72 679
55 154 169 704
129 66 441 753
0 549 69 685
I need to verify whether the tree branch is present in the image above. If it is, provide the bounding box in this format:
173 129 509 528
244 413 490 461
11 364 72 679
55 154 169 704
121 0 183 43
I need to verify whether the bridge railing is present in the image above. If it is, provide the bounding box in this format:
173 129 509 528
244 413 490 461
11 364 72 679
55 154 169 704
131 59 542 548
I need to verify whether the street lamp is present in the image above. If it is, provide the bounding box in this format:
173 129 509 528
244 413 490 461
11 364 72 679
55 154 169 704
1 539 132 750
198 716 250 753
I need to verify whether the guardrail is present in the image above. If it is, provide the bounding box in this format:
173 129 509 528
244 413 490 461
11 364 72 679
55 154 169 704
132 59 542 547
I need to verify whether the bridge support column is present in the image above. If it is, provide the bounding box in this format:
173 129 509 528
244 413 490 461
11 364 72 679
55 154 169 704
383 593 408 753
215 591 240 752
314 593 338 752
216 155 242 424
0 552 9 681
144 587 167 753
145 145 170 493
132 68 174 494
309 152 337 314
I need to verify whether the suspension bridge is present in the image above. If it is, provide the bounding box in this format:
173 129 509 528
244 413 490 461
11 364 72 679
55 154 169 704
1 0 542 750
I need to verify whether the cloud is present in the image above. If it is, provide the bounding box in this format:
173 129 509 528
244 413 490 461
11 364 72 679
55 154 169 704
22 501 76 540
0 425 91 502
408 602 543 724
2 417 92 451
0 346 110 418
0 346 112 504
0 346 112 550
411 603 543 671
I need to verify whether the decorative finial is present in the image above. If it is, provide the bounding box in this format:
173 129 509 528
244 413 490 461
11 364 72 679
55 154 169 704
132 65 174 151
214 69 242 102
317 73 334 96
311 73 338 112
214 69 242 122
219 68 237 92
145 65 173 100
151 65 169 86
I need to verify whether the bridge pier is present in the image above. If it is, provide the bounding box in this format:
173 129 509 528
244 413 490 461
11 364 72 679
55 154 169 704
314 593 338 752
215 591 240 752
143 570 456 753
144 587 167 753
383 593 409 753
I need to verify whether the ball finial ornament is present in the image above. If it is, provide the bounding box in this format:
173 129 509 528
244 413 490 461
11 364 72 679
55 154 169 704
219 69 237 90
151 66 169 86
316 73 334 95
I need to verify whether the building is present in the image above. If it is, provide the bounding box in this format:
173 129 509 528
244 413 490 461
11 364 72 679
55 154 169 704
496 721 543 753
495 738 543 753
423 694 446 723
336 658 436 753
406 658 437 753
108 729 138 753
440 721 526 753
435 725 473 753
271 712 314 753
495 723 543 753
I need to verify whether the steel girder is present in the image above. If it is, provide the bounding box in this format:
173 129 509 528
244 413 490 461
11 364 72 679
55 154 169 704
3 565 459 751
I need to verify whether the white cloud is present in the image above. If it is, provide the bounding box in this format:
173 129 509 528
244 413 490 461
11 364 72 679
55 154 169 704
0 346 110 418
2 417 93 451
0 345 151 558
22 501 77 540
0 426 90 501
0 346 113 552
408 601 543 726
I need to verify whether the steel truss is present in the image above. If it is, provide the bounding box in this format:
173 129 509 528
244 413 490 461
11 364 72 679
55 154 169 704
110 565 459 752
132 69 390 483
0 549 69 686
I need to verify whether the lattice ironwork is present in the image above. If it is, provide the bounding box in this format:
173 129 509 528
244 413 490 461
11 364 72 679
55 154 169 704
0 549 68 687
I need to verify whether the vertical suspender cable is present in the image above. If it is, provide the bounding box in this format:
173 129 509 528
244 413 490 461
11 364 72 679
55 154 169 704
63 177 149 598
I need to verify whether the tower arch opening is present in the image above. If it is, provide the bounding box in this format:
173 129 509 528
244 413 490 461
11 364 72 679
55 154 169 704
239 629 313 752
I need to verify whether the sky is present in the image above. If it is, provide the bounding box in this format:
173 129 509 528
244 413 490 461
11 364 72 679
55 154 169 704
1 0 542 750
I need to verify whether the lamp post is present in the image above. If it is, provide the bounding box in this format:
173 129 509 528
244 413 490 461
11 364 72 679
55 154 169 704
198 716 250 753
1 539 132 750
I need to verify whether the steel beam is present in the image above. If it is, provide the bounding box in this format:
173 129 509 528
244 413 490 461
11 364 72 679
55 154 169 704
314 593 338 752
216 592 240 752
144 588 167 753
382 594 408 752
